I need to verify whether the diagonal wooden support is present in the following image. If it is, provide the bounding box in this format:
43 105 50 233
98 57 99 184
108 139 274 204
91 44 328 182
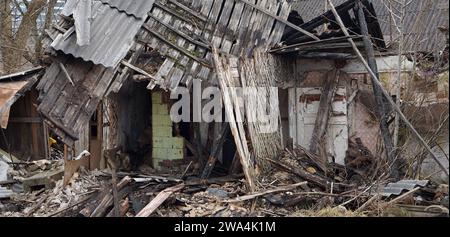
309 70 340 156
356 1 396 177
327 0 449 178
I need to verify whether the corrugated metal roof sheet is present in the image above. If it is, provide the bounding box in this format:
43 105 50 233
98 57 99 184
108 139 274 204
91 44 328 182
293 0 449 53
61 0 79 16
381 180 429 197
100 0 154 18
52 0 155 68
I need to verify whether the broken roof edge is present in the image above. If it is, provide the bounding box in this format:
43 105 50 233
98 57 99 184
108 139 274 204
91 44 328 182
62 0 149 19
51 47 118 69
0 74 40 128
99 0 155 19
51 0 152 69
0 67 45 81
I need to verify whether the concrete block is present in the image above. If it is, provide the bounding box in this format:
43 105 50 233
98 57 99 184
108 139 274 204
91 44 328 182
22 168 64 192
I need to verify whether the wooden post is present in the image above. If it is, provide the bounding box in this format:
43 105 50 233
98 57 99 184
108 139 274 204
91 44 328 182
309 70 340 156
212 48 257 191
201 124 230 178
356 1 397 178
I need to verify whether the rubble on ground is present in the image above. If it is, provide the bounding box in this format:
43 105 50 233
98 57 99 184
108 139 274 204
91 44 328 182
1 149 447 217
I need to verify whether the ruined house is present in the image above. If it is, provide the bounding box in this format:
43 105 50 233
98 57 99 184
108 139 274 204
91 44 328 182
1 0 448 192
0 0 448 218
0 67 47 161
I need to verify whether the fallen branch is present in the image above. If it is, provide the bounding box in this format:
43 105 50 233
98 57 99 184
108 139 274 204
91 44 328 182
265 157 353 192
223 182 308 203
356 194 380 213
136 184 185 217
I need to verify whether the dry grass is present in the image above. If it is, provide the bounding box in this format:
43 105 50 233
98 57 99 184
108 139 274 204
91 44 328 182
292 207 367 217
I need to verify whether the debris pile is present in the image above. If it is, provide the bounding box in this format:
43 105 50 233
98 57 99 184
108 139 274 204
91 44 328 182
1 147 447 217
1 169 102 217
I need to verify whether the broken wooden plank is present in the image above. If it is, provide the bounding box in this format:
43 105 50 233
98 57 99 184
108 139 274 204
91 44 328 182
236 0 319 41
147 14 210 49
185 174 244 186
167 0 208 22
212 48 257 192
142 24 212 69
106 150 120 217
136 184 185 217
223 182 308 203
58 62 75 86
200 124 230 179
0 66 44 81
309 70 340 156
265 157 353 193
106 198 130 217
90 176 132 217
121 60 156 81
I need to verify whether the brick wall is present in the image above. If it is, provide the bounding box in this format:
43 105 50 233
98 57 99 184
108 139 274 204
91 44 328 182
151 91 184 170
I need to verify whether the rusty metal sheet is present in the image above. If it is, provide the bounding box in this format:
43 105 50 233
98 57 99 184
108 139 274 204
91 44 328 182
0 78 39 129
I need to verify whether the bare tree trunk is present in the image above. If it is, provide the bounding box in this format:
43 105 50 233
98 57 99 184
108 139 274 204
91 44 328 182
1 0 14 73
34 0 57 63
0 0 46 73
393 0 406 149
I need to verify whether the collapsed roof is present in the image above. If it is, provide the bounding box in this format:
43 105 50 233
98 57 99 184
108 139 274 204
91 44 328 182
38 0 294 145
0 67 43 129
292 0 449 53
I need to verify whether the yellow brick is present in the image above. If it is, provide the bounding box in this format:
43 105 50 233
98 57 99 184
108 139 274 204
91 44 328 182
152 148 168 159
152 115 173 126
152 104 169 115
152 126 172 137
166 148 184 160
168 137 184 149
152 92 163 104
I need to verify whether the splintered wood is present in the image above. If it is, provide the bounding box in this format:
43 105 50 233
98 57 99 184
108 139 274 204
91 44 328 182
309 70 340 155
136 184 185 217
140 0 292 91
212 47 285 191
212 48 256 192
